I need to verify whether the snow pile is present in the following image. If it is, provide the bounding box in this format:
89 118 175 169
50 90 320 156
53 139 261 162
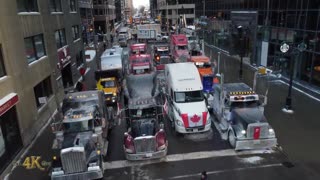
240 156 264 164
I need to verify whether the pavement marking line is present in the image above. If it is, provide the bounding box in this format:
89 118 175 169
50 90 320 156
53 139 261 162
103 149 275 170
153 163 283 180
271 80 320 102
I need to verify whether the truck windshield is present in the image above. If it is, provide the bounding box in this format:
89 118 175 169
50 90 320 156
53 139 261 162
131 119 156 138
62 100 97 114
129 107 157 119
63 120 94 133
132 58 149 63
188 36 196 41
157 50 169 56
101 80 115 88
175 90 204 103
177 46 187 50
231 101 259 109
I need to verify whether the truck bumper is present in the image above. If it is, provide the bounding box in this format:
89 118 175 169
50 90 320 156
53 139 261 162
51 167 103 180
175 123 211 134
235 138 277 151
124 147 168 161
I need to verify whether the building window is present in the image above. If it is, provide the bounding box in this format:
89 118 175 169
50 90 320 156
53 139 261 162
55 29 67 49
0 45 6 77
70 0 76 12
72 25 80 40
16 0 39 12
34 76 53 108
50 0 62 12
76 50 84 67
24 34 46 64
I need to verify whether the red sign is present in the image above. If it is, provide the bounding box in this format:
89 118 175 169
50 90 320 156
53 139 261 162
0 94 19 116
57 46 71 69
253 127 261 139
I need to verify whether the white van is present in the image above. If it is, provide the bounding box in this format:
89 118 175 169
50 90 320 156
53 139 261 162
164 63 211 134
119 27 131 40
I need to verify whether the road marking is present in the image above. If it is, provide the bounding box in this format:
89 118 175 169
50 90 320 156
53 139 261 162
103 149 276 170
154 163 283 180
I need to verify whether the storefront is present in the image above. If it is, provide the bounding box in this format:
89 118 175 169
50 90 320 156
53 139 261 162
57 46 73 88
0 93 22 173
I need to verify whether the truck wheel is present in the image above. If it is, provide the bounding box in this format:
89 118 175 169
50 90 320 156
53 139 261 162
228 130 236 148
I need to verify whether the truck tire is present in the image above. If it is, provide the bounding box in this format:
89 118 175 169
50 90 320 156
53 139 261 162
228 130 236 148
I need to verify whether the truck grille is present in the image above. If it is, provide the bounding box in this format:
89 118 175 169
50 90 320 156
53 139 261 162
247 123 269 139
61 147 87 174
134 137 157 153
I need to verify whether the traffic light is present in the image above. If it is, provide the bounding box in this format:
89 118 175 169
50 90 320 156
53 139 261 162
156 55 160 61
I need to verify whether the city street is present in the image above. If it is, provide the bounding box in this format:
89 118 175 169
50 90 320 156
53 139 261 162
6 40 320 180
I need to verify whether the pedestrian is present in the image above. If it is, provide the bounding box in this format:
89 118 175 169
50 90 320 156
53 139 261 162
200 171 207 180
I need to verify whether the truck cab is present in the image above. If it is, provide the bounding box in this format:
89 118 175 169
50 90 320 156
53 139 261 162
95 73 120 105
130 43 147 55
212 83 277 150
129 54 152 75
122 98 168 160
50 91 109 179
153 45 171 70
170 34 190 63
164 63 211 134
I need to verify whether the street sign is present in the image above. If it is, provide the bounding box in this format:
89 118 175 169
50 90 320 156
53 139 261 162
280 42 289 53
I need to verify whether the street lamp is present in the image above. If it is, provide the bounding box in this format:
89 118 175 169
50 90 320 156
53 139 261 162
281 42 306 114
237 25 244 80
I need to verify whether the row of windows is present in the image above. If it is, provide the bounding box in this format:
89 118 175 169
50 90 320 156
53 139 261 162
17 0 77 13
25 25 80 64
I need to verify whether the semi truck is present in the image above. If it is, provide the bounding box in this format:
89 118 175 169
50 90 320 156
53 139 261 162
211 77 277 150
50 91 110 180
170 34 190 63
121 72 168 160
163 63 211 134
137 24 161 41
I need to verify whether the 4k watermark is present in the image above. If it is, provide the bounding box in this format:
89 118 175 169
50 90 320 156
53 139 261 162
13 156 52 171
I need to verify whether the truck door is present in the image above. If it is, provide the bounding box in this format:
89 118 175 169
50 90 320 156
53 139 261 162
167 89 175 121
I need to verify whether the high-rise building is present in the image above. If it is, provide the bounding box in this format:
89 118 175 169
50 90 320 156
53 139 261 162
0 0 86 173
93 0 116 37
158 0 196 26
198 0 320 91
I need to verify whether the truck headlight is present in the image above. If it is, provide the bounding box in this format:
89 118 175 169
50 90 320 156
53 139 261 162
176 120 184 127
269 128 275 134
113 92 117 96
241 130 246 135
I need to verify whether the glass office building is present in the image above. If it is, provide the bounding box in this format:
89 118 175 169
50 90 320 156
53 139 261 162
199 0 320 88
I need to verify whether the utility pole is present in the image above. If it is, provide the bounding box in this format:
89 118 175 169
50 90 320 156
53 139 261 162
203 0 205 17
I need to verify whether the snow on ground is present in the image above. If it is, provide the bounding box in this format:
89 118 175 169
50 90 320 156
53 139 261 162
239 156 264 164
85 50 96 62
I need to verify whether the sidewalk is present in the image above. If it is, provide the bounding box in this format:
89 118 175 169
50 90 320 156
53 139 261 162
265 80 320 174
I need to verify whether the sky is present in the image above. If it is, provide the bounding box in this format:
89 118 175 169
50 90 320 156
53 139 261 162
133 0 149 9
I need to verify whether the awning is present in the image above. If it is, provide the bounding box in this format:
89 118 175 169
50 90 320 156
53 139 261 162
0 93 19 116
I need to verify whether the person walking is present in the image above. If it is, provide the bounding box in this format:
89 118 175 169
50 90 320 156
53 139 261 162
200 171 208 180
